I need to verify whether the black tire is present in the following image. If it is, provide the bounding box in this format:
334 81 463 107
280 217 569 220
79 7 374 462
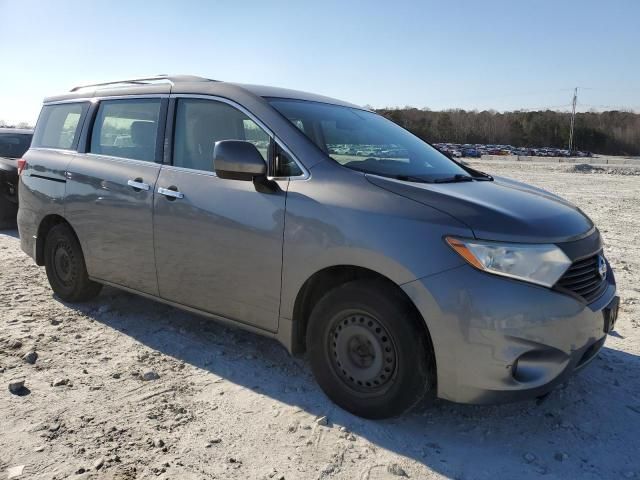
307 279 434 419
44 223 102 302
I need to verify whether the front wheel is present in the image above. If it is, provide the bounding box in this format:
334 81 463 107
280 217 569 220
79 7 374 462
44 223 102 302
306 280 434 419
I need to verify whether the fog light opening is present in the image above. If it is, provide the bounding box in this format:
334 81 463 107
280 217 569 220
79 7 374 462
511 349 568 384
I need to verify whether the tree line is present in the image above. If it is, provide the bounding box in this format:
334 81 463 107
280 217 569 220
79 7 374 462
0 120 32 129
375 108 640 156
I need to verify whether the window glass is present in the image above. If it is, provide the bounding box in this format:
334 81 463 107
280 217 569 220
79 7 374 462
173 99 270 172
0 133 32 158
32 103 88 150
268 99 468 181
90 99 161 162
290 119 305 132
274 147 303 177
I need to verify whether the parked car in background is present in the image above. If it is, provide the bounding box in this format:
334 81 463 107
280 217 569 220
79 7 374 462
576 150 593 158
437 143 592 159
0 127 33 228
18 75 618 419
462 147 481 158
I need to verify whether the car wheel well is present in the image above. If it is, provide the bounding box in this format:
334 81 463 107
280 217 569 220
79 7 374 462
36 215 76 265
291 266 433 359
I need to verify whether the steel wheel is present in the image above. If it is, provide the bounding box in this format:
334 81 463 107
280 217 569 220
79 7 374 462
52 240 75 288
307 279 434 419
328 311 398 393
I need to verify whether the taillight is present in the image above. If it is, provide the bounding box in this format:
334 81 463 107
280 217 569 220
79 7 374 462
17 158 27 175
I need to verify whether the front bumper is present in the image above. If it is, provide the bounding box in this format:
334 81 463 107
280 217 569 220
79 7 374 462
402 262 617 404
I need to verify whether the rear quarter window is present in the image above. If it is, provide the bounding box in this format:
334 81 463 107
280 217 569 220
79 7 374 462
32 103 88 150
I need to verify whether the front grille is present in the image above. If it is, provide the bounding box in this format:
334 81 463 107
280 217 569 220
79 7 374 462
556 253 607 303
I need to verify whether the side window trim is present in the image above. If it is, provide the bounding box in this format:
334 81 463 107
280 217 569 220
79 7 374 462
163 97 177 165
155 98 169 164
169 94 309 180
77 101 99 154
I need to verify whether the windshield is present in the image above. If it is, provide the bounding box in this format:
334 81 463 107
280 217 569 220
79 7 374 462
268 99 468 181
0 133 32 159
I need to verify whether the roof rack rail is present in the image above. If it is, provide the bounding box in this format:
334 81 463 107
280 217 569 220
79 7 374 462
69 74 215 92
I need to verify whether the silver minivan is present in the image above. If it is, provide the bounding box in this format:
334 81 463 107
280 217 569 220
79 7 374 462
18 75 619 418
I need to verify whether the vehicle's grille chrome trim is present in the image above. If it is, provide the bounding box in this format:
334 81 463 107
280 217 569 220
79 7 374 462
555 252 607 303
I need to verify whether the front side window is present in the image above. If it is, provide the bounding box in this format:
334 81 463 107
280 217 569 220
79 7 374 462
173 98 270 172
0 133 32 158
268 99 469 182
274 147 302 177
90 99 161 162
32 103 88 150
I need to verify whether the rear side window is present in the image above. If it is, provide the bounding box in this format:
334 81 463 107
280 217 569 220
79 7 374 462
173 98 270 172
90 99 161 162
32 103 88 150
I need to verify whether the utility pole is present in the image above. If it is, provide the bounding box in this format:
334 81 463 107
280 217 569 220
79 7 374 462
568 87 578 154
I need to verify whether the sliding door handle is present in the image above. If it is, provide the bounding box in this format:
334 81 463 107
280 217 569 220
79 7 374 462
127 179 150 191
158 186 184 199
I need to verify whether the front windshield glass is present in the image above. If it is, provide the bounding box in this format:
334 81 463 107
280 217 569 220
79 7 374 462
268 99 468 181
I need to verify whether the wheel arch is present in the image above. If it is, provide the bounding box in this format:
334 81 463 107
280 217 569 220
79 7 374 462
290 265 435 366
35 214 80 265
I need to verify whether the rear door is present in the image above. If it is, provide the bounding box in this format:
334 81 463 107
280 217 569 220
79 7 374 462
65 97 166 295
153 97 286 331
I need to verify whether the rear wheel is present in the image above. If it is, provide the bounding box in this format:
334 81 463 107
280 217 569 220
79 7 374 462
307 279 434 419
44 223 102 302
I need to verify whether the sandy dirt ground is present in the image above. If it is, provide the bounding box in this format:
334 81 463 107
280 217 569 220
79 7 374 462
1 160 639 480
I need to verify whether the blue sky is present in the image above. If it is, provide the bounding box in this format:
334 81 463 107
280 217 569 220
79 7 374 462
1 0 639 124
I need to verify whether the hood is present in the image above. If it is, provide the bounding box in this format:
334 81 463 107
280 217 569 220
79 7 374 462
366 174 593 243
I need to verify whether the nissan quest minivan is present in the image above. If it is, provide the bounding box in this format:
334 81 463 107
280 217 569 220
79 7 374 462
18 75 619 418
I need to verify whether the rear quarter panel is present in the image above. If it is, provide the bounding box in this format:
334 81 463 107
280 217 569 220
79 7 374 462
18 148 75 258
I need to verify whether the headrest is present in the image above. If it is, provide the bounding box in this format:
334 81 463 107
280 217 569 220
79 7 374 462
130 121 155 147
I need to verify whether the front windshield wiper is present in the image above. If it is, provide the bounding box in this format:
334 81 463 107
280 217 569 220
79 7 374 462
365 171 489 184
450 159 494 181
393 174 432 183
469 171 493 181
432 174 474 184
360 170 432 183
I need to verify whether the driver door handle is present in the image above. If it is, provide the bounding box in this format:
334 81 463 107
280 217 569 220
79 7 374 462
158 187 184 199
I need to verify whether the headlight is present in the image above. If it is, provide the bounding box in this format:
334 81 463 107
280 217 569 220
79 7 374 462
446 237 572 287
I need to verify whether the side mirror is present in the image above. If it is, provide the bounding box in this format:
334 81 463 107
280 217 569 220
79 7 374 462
213 140 267 181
